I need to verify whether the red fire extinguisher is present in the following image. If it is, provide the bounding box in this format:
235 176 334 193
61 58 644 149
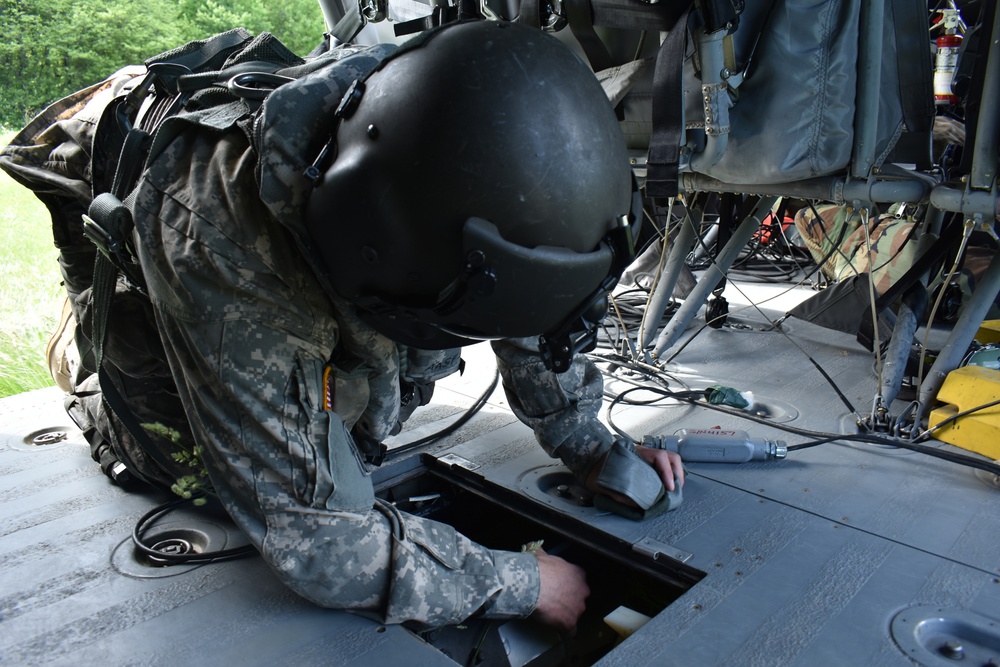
934 9 963 106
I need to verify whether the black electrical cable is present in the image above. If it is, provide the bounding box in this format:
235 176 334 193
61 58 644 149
914 397 1000 442
588 351 678 390
132 496 257 564
385 366 501 459
659 311 728 366
601 380 1000 477
601 197 1000 475
645 284 857 416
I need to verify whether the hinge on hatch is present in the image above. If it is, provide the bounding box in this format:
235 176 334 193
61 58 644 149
633 536 693 564
433 452 481 472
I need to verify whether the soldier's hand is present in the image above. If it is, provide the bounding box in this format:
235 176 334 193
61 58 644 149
584 444 685 508
634 444 684 492
532 549 589 633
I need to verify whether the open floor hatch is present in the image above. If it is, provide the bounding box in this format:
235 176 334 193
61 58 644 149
376 459 704 666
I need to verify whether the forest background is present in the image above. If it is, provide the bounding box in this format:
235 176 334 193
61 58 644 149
0 0 326 126
0 0 327 396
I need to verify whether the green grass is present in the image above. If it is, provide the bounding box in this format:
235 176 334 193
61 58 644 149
0 129 65 397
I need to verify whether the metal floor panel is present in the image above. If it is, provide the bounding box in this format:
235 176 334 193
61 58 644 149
2 290 999 666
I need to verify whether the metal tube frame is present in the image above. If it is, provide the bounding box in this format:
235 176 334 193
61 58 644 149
638 206 700 352
650 196 779 359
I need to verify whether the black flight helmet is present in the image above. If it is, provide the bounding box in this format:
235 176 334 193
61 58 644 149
306 20 639 372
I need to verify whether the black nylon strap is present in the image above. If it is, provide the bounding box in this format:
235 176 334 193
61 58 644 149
516 0 542 28
890 0 934 135
144 29 253 95
89 237 171 485
90 252 117 373
110 128 150 198
645 5 692 200
98 366 180 487
331 6 365 43
565 0 614 72
591 0 690 31
89 201 175 485
394 5 461 36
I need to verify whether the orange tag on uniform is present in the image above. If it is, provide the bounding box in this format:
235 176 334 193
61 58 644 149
322 365 334 411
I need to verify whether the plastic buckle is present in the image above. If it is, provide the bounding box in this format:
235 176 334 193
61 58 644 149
82 213 122 257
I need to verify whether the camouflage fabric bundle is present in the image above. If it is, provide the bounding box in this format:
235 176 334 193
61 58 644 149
794 204 922 296
794 202 1000 322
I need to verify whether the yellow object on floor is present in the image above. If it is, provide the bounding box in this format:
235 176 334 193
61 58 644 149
977 319 1000 345
928 365 1000 458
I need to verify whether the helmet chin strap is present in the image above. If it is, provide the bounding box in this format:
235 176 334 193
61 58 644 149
539 200 639 373
538 282 613 373
538 177 641 373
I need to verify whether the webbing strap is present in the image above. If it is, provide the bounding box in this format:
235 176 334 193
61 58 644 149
394 4 460 36
331 6 365 43
590 0 689 31
89 192 177 485
145 29 253 95
88 216 169 480
90 251 117 373
645 5 692 200
110 128 151 199
891 0 934 135
98 366 179 487
565 0 614 73
516 0 542 27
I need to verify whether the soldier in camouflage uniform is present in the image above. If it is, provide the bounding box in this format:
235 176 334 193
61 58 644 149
0 22 683 631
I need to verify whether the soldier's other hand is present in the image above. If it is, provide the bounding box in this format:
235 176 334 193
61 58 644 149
634 444 684 492
584 444 685 507
532 549 589 633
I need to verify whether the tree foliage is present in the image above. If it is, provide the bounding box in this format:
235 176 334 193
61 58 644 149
0 0 326 128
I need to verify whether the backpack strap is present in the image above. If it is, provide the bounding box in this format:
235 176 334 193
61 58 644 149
565 0 614 73
83 30 287 484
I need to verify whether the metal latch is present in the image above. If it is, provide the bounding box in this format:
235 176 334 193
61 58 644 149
633 536 693 564
435 453 480 472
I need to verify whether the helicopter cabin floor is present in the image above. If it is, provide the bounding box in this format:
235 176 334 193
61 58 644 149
1 277 999 666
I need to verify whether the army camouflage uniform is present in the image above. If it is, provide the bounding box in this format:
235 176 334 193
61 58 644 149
1 36 616 626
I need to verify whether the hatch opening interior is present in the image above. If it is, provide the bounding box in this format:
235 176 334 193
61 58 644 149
377 467 703 666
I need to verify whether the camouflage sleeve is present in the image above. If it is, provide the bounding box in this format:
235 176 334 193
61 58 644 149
131 125 539 626
491 338 615 480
